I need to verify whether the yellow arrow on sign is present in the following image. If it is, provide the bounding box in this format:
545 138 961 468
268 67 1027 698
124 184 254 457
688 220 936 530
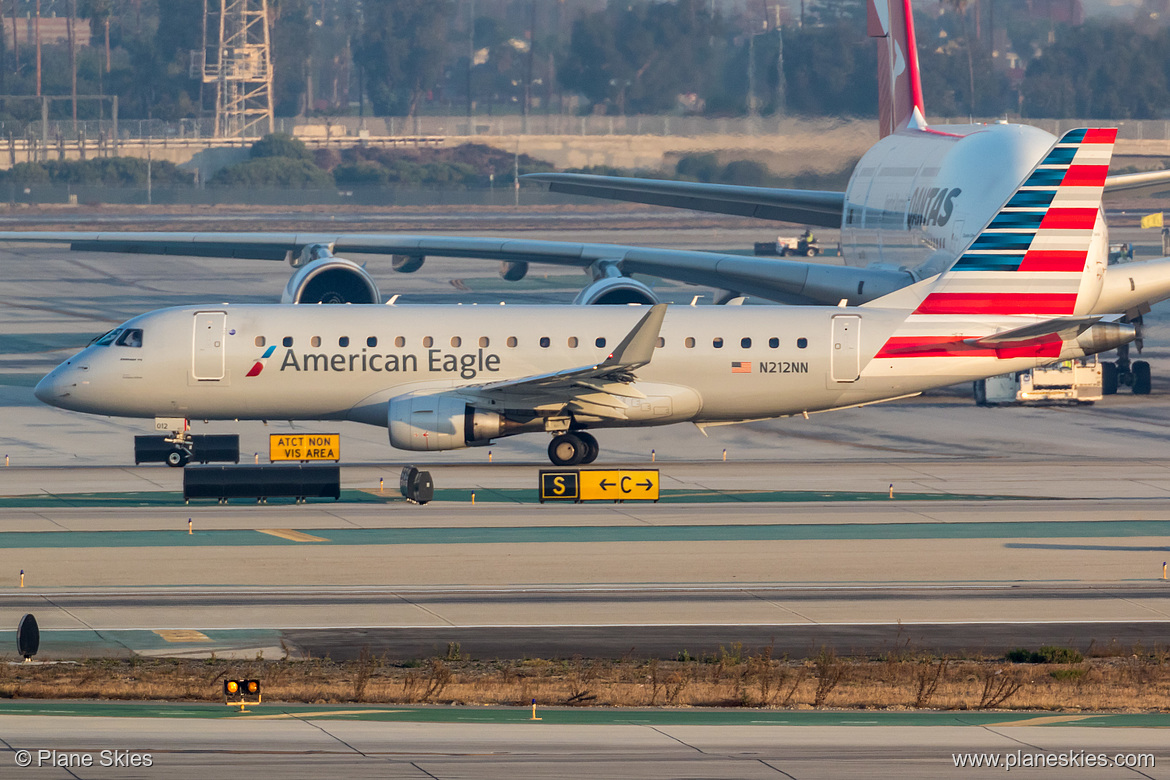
580 470 659 501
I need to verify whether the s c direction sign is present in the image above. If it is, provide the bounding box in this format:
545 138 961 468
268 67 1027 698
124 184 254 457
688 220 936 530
539 469 659 503
539 471 580 502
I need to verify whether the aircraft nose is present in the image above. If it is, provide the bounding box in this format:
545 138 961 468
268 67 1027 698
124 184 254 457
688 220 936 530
34 365 76 407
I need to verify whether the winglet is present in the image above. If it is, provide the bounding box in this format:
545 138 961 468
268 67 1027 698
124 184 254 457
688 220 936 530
602 304 667 370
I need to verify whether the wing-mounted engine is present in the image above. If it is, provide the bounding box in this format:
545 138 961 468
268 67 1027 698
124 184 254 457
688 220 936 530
282 243 381 304
387 392 541 451
573 257 660 307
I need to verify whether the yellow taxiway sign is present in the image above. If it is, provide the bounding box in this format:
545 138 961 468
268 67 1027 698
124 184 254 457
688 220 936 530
269 433 341 462
539 469 659 502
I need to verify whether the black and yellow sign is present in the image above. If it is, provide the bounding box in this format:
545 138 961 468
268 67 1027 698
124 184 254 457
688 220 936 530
539 469 659 503
269 433 341 462
540 471 580 502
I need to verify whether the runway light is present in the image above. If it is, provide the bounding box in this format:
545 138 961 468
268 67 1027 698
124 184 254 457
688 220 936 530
224 680 240 696
245 680 260 696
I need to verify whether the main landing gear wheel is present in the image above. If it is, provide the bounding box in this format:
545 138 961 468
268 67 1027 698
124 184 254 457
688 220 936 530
1101 361 1118 395
576 432 600 464
548 433 588 466
1133 360 1152 395
165 448 191 468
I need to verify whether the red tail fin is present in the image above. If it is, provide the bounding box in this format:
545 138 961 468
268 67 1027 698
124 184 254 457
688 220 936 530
869 0 925 137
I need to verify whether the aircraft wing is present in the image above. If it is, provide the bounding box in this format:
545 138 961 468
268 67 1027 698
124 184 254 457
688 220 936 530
0 231 915 306
461 304 666 418
522 169 1170 221
521 173 845 227
1104 169 1170 197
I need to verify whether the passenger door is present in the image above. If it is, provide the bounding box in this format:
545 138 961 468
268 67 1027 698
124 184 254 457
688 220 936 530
831 314 861 383
192 311 227 381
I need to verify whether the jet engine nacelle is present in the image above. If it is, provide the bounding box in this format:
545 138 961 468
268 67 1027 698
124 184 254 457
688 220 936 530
282 256 381 304
573 276 659 306
388 393 505 451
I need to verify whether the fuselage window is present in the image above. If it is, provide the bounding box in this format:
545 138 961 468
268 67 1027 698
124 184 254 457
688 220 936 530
713 337 724 349
595 337 607 349
451 336 462 348
367 336 377 347
395 336 405 348
311 336 321 348
540 337 551 348
423 336 433 348
479 336 490 348
685 337 695 348
115 329 143 348
797 338 808 349
283 336 293 347
255 336 266 348
507 336 518 348
339 336 350 347
768 337 779 348
740 337 751 349
568 337 578 348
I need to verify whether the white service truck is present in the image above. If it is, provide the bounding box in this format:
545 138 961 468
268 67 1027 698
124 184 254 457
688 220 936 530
973 356 1104 406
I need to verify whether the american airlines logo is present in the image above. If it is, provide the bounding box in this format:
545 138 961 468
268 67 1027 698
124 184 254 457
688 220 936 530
246 346 276 377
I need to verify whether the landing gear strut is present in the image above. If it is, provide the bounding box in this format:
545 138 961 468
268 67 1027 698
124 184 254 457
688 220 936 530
1102 318 1152 396
547 431 600 466
156 417 193 467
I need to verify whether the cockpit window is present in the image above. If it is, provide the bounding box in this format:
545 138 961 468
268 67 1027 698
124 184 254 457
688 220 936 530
92 328 123 346
115 329 143 348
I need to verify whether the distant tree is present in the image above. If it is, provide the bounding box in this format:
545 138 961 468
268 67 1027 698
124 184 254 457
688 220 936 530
1020 22 1170 118
355 0 452 117
208 157 334 188
250 133 313 162
561 0 725 115
272 0 313 116
780 20 876 117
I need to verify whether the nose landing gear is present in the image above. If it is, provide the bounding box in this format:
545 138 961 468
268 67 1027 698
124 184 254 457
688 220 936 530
547 431 600 466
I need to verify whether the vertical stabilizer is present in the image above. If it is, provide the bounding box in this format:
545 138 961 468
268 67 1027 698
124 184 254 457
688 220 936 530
869 0 926 138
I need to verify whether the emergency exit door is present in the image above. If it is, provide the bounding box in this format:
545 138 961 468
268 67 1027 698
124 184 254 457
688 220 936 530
192 311 226 380
831 315 861 382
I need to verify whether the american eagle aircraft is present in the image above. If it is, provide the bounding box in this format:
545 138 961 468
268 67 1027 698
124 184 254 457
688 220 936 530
4 1 1170 391
34 129 1139 465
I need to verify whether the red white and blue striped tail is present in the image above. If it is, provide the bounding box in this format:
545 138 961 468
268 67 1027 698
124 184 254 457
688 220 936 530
911 127 1116 317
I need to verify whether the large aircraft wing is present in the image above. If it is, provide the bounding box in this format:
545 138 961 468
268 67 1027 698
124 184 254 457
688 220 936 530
521 173 845 227
0 231 914 306
1104 169 1170 197
521 169 1170 225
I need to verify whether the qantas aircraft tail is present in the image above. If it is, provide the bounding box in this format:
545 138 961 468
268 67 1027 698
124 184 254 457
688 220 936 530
869 0 926 137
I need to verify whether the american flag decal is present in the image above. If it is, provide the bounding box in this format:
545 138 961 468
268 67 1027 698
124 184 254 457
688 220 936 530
731 361 752 373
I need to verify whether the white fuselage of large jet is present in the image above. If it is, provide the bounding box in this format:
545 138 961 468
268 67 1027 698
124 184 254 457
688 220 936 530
842 123 1062 276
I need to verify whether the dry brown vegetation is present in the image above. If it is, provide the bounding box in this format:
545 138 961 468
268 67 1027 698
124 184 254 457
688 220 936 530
2 644 1169 711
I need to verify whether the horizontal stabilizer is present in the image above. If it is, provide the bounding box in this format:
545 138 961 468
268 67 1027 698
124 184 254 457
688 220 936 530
967 316 1100 346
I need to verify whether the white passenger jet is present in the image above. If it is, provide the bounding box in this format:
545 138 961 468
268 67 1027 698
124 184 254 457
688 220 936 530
3 2 1170 392
34 129 1138 465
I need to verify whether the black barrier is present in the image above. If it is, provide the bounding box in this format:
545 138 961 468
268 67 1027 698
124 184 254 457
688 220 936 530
183 464 340 503
134 434 240 465
16 614 38 660
399 466 434 505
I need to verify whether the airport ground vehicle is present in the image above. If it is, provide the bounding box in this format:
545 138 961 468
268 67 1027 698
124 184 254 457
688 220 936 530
754 235 822 257
974 357 1103 406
